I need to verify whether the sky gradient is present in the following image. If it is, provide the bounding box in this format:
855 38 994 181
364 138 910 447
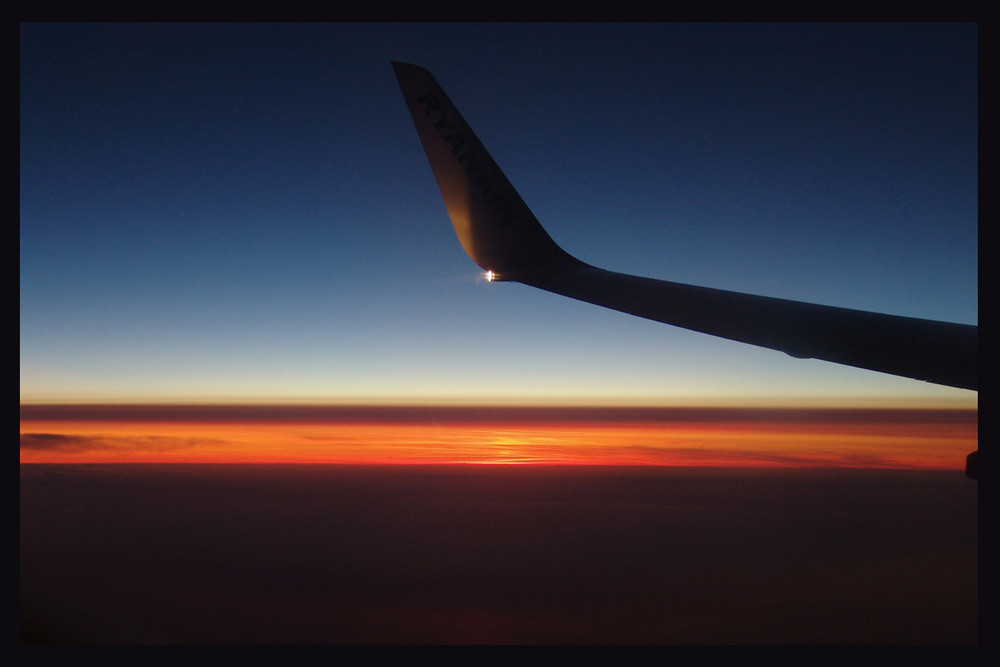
20 23 977 408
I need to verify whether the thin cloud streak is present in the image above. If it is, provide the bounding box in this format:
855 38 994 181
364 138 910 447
19 402 978 424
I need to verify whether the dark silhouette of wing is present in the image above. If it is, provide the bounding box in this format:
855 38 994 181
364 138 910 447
392 62 978 393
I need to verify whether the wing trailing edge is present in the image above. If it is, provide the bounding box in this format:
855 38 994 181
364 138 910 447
392 62 977 392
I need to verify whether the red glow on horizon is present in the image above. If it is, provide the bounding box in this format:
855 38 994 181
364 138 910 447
19 405 977 471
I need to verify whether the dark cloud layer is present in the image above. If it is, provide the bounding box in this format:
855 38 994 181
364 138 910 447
21 464 977 644
19 403 979 425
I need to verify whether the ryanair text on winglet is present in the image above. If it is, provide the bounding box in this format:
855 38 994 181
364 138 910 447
416 89 518 228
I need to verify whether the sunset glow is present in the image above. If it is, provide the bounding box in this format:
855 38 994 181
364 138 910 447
20 405 977 470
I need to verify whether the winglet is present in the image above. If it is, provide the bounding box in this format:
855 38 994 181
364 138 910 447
392 62 584 282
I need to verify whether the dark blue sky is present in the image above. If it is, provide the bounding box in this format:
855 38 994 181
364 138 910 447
20 23 977 406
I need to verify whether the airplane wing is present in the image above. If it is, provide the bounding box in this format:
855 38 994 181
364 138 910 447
392 61 978 393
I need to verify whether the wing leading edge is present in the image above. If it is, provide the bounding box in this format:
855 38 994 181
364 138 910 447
391 62 978 393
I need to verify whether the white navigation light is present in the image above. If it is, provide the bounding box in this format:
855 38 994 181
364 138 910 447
485 270 495 282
